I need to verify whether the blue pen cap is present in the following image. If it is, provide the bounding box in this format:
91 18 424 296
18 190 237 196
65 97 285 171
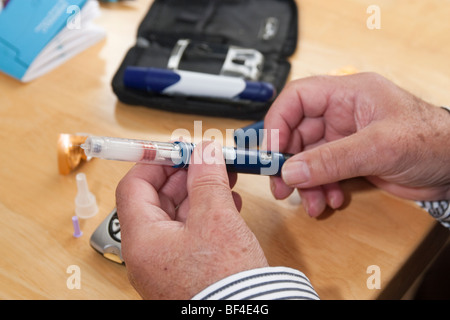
238 81 276 102
234 120 265 148
226 149 290 176
123 66 181 92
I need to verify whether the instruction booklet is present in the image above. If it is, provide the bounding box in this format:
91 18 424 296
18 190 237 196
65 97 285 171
0 0 105 82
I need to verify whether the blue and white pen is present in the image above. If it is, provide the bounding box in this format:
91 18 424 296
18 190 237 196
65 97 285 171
123 66 276 102
81 136 292 176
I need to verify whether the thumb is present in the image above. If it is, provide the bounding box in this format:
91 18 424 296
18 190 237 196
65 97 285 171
186 141 239 227
281 127 385 188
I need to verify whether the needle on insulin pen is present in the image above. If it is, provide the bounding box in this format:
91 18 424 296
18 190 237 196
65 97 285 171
81 136 183 166
81 136 292 176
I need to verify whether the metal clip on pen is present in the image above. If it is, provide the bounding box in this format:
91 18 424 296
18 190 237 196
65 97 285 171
168 39 265 81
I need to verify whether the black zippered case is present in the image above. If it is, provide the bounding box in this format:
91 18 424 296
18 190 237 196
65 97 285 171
112 0 299 120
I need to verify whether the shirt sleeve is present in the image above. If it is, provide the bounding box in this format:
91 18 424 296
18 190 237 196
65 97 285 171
417 200 450 229
191 266 320 300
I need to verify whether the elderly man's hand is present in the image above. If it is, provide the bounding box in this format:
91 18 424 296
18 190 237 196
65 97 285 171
115 142 268 299
265 72 450 216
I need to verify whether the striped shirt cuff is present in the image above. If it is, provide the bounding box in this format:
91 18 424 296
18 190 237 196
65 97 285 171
417 200 450 229
191 266 319 300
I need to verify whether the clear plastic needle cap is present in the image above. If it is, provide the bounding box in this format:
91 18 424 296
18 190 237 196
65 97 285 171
75 173 98 219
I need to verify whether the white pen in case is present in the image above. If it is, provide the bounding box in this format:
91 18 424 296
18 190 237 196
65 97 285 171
123 66 276 102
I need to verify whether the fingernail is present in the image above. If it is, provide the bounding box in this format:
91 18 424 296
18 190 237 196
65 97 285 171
270 178 276 194
301 197 311 216
303 197 327 218
282 161 310 186
328 194 340 209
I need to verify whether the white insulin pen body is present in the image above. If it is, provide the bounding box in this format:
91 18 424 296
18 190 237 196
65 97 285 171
123 67 276 102
81 136 291 176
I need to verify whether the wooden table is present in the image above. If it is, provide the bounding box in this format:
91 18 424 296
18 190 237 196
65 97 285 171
0 0 448 300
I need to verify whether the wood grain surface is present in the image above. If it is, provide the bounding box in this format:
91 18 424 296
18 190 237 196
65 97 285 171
0 0 448 300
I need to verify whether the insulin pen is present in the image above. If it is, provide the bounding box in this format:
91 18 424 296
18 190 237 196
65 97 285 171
123 66 276 103
81 136 292 176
